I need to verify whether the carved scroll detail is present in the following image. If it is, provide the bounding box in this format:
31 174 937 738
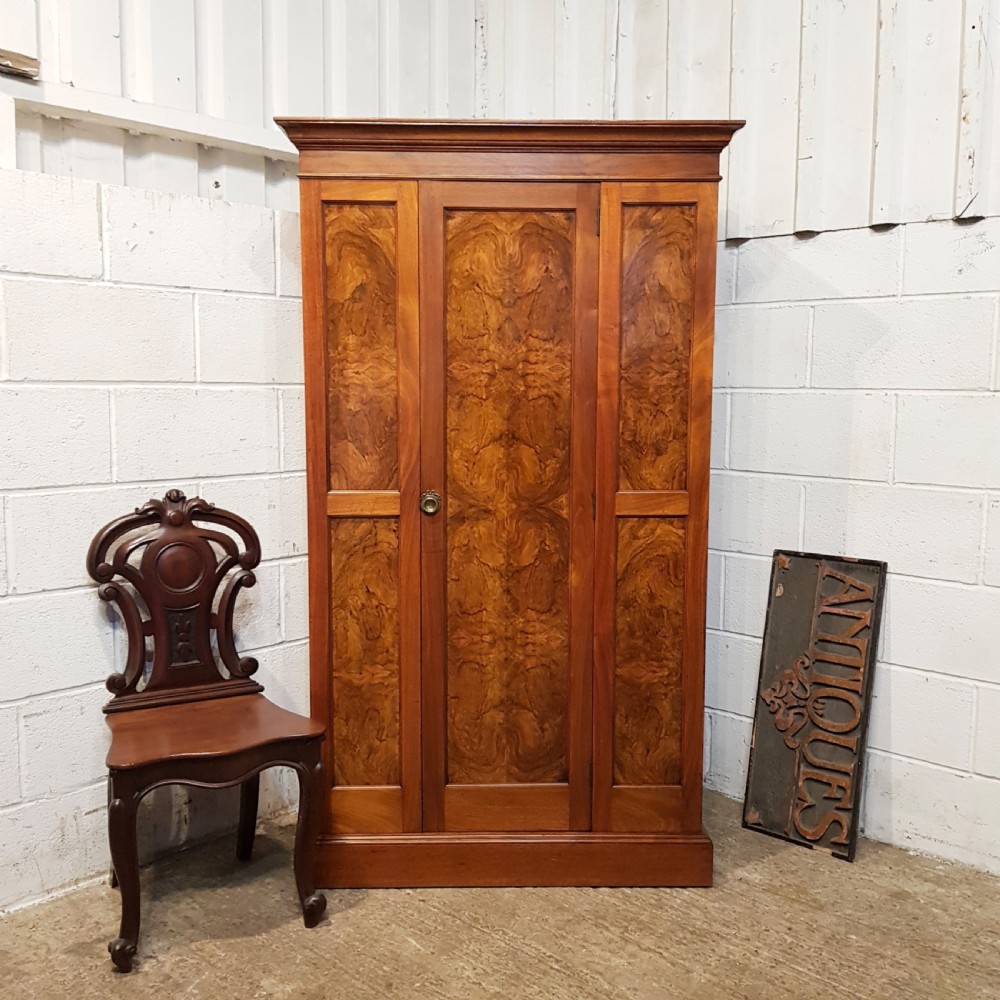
86 489 265 711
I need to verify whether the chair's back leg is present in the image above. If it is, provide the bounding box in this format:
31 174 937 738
237 773 261 862
107 771 142 973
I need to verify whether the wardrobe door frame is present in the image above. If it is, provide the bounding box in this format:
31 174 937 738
593 181 719 834
302 179 422 834
418 180 600 833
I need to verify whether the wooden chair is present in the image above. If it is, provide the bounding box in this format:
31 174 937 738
87 489 327 973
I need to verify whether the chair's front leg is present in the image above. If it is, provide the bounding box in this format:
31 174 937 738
107 771 142 973
107 776 118 888
237 773 261 861
293 743 326 928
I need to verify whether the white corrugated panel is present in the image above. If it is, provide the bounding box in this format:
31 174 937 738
554 0 614 118
795 0 879 233
504 0 558 119
4 0 997 232
614 0 668 119
57 0 122 96
264 0 325 119
872 0 963 224
430 0 476 117
121 0 198 112
727 0 801 239
0 0 39 60
665 0 734 239
956 0 1000 218
123 133 200 198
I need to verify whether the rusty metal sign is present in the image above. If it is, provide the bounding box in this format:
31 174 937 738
743 550 887 861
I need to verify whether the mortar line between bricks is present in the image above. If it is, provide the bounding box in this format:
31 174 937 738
0 284 8 380
887 393 899 485
2 271 993 307
797 484 806 548
969 686 980 773
4 379 305 390
2 681 106 713
1 496 9 595
0 270 302 301
706 617 1000 690
706 626 759 643
714 467 997 496
719 387 1000 396
804 303 815 387
0 779 108 818
0 553 305 601
866 746 1000 784
107 390 117 483
721 392 733 469
0 636 309 709
277 388 286 470
977 492 990 584
0 470 304 498
715 289 1000 309
704 706 751 724
0 872 110 919
991 297 1000 391
715 551 726 630
873 660 989 691
896 217 906 297
98 184 111 281
193 292 201 381
726 288 1000 307
708 557 992 589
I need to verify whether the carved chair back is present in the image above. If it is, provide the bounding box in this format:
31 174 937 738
87 489 264 714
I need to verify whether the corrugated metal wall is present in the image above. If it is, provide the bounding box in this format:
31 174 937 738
1 0 998 235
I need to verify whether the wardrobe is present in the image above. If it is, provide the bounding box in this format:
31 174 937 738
278 119 743 886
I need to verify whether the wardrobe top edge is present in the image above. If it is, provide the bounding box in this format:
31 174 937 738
275 118 745 153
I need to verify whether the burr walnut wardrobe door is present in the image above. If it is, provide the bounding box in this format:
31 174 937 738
418 182 600 833
304 180 422 835
593 182 719 835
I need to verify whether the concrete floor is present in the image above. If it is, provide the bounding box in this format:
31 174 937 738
1 793 998 999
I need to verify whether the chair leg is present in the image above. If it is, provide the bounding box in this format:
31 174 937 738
293 745 326 928
107 777 119 889
237 773 260 861
107 772 142 973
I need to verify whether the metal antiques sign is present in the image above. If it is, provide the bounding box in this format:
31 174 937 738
743 551 887 861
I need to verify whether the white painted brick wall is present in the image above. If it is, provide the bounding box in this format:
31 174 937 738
0 171 102 279
3 281 195 382
896 395 1000 488
103 185 275 293
198 294 303 384
3 163 999 910
802 483 983 584
811 297 995 390
729 392 893 480
707 215 1000 876
0 168 308 911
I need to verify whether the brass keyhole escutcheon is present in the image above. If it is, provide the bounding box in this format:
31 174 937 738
419 490 441 516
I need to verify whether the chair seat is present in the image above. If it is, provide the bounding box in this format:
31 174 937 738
106 694 324 769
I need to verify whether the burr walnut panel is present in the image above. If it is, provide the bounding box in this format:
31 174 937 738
323 202 399 491
618 204 696 491
444 208 574 785
613 518 686 786
329 518 400 787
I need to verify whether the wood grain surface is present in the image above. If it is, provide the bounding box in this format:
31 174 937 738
613 518 685 786
330 519 400 786
444 208 575 785
324 203 399 491
618 204 695 491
